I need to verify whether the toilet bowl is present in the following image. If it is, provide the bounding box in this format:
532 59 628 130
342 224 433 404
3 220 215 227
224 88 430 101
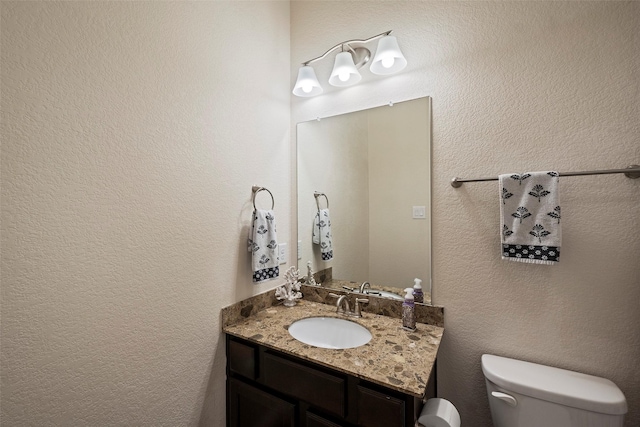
481 354 627 427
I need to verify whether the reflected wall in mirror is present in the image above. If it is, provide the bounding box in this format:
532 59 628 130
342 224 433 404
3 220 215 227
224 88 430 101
297 97 432 304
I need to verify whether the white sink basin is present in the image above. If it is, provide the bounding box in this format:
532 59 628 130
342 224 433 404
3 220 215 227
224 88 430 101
366 290 404 301
288 317 372 349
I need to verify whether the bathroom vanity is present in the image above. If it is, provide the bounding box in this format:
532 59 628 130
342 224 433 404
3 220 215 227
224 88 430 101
222 295 443 427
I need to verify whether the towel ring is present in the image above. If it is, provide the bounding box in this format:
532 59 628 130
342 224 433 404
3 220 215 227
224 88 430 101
314 192 329 211
252 186 274 210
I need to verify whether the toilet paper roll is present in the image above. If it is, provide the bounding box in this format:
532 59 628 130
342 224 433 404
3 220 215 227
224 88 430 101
417 398 461 427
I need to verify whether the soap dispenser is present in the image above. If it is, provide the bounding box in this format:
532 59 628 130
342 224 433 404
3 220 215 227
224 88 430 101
402 288 416 331
413 278 424 303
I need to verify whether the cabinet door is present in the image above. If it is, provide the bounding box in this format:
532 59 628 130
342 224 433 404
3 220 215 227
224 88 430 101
228 339 257 380
356 385 405 427
228 378 296 427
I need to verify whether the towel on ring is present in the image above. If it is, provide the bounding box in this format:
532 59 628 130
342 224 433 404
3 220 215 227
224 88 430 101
312 209 333 261
499 171 561 264
248 209 280 282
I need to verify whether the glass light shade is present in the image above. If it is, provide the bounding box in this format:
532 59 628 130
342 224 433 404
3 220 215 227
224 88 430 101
292 66 323 97
328 52 362 87
370 35 407 75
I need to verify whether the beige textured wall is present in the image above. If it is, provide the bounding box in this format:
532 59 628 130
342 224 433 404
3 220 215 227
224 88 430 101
1 1 290 426
291 2 639 426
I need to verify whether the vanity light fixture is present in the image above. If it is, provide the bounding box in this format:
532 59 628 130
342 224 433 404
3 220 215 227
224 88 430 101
292 30 407 97
328 51 362 87
292 65 323 97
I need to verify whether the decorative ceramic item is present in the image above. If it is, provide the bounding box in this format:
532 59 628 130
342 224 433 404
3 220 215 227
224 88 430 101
275 266 303 307
306 261 318 286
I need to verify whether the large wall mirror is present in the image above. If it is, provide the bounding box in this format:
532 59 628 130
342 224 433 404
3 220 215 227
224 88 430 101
297 97 432 304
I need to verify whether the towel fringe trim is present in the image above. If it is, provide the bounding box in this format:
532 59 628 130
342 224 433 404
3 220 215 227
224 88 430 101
502 257 557 265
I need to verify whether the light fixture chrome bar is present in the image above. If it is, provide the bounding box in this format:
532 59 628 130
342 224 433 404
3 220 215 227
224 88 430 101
302 30 393 66
450 165 640 188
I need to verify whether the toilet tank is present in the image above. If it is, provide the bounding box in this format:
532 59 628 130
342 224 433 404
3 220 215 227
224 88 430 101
481 354 627 427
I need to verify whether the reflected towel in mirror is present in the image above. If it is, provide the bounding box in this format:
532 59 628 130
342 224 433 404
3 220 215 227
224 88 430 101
312 209 333 261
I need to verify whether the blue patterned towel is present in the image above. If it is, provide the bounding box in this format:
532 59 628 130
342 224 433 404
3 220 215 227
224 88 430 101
312 209 333 261
248 209 279 282
499 171 561 264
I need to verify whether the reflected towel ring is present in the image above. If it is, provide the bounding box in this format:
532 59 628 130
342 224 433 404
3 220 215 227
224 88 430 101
314 191 329 211
252 186 275 210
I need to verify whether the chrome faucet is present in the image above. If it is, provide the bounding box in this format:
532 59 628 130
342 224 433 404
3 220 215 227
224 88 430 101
359 281 371 294
353 297 369 317
336 295 350 315
328 293 368 317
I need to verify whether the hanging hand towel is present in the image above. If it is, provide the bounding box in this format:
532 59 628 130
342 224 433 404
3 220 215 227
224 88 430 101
312 209 333 261
499 171 561 264
248 209 280 282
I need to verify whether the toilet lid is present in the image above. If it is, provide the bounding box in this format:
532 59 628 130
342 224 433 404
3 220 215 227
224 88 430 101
481 354 627 415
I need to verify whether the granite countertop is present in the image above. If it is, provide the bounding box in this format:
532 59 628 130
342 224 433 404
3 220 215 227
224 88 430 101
222 298 444 398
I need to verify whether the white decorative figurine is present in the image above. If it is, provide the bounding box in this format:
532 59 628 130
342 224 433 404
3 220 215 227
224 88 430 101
275 266 303 307
306 261 318 286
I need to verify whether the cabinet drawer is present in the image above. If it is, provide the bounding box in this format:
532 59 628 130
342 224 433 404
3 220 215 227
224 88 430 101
262 352 345 417
228 339 257 380
306 411 343 427
356 385 405 427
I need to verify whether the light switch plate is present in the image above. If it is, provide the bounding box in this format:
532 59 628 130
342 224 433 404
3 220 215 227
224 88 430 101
278 243 287 264
412 206 426 219
297 240 302 260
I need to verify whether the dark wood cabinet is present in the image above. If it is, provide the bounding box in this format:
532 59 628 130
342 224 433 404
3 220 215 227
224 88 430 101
305 411 344 427
228 377 295 427
355 385 406 427
226 335 435 427
262 351 346 417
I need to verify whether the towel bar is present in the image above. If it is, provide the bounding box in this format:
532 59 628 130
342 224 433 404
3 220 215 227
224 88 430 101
451 164 640 188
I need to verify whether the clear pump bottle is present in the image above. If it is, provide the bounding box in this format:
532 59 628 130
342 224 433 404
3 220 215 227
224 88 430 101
413 278 424 303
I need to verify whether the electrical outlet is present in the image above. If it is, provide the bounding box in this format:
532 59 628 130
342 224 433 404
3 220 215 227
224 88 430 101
412 206 426 219
278 243 287 265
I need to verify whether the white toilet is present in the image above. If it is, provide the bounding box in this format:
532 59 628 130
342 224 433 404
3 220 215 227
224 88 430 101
481 354 627 427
